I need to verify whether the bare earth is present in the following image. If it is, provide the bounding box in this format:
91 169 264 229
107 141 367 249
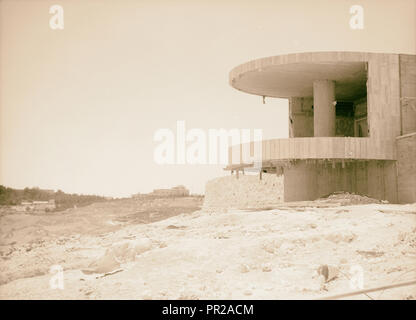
0 196 415 300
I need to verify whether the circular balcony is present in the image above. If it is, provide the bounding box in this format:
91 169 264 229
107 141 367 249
226 137 396 170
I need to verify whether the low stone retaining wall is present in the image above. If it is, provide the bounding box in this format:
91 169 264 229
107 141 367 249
203 173 284 210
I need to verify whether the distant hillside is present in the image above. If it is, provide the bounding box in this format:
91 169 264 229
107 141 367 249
0 185 107 211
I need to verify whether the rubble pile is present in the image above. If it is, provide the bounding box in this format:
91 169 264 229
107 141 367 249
319 191 385 205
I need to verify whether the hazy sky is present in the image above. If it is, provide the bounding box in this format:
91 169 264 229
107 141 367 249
0 0 415 197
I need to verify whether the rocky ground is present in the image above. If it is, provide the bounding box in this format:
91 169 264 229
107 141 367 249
0 195 415 300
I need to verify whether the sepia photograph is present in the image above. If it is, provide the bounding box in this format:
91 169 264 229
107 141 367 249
0 0 415 307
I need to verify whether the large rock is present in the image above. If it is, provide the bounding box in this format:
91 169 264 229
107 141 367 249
82 238 152 274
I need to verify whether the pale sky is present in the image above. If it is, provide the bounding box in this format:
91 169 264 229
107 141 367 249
0 0 415 197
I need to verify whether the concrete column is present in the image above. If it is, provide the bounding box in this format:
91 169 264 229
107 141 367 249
283 161 318 201
313 80 335 137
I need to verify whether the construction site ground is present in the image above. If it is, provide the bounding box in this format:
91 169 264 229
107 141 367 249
0 194 415 300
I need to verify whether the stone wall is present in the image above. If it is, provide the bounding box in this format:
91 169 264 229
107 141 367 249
203 173 284 210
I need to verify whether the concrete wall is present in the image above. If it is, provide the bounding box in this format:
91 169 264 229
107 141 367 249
367 53 401 156
283 160 397 202
203 174 283 209
399 54 416 135
353 98 368 137
289 97 313 137
366 161 397 203
396 133 416 203
396 55 416 203
336 116 354 137
354 98 367 118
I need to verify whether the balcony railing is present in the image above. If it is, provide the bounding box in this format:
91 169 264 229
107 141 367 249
227 137 396 168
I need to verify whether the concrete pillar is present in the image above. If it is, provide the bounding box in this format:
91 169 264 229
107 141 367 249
283 161 318 201
313 80 335 137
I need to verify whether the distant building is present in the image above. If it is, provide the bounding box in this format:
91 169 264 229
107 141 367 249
171 185 190 196
132 185 190 199
151 185 189 197
14 199 56 212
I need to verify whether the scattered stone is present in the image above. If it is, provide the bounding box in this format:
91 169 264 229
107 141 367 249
325 231 356 244
159 290 168 296
82 252 120 275
397 231 416 248
280 242 295 252
159 242 167 248
317 264 339 283
166 225 186 230
356 250 385 258
387 266 402 274
262 263 272 272
108 238 152 263
132 238 152 255
262 239 281 254
240 264 249 273
243 289 252 296
214 233 229 239
336 209 349 214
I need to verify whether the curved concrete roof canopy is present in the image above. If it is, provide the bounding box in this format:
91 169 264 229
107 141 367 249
229 52 371 101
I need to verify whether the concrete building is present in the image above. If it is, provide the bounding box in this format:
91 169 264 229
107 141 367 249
151 185 190 197
226 52 416 203
133 185 190 199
